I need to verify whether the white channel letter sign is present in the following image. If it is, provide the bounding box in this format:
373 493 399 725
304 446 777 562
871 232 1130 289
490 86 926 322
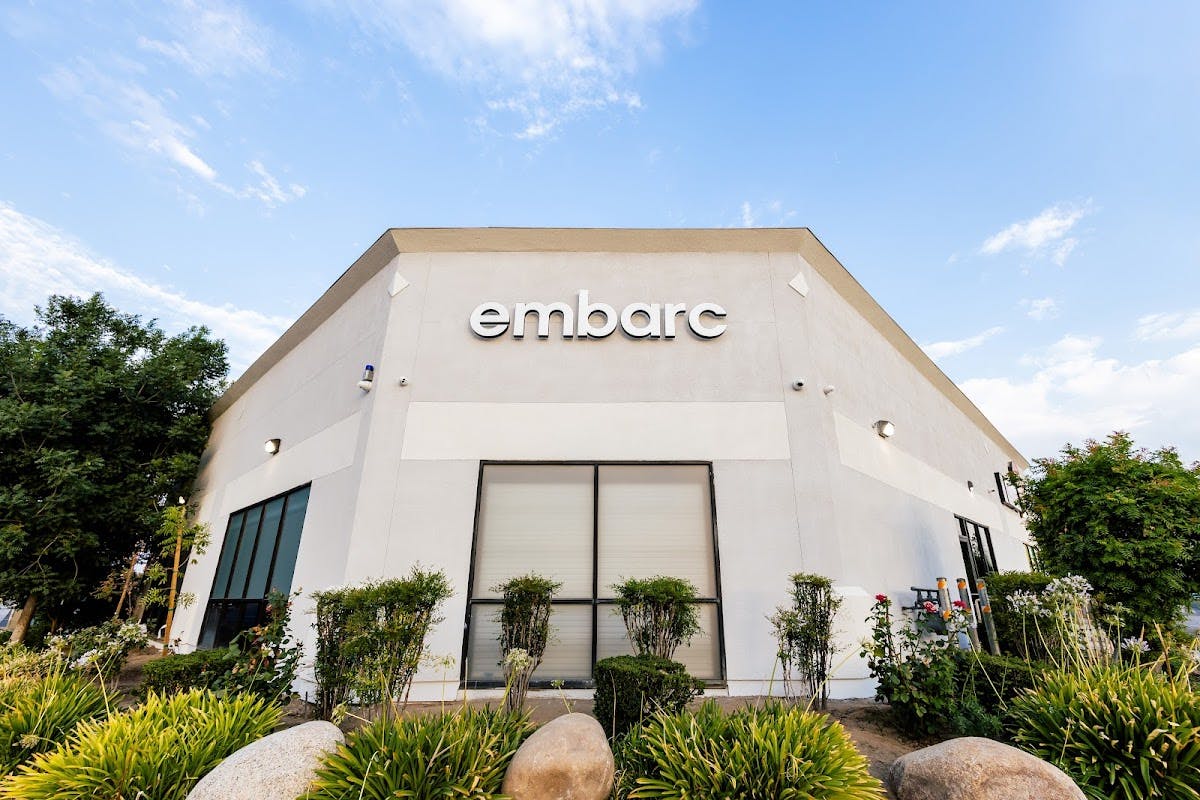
470 290 727 340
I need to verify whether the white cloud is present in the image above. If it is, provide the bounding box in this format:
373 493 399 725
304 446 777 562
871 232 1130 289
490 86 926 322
961 334 1200 463
239 160 307 208
923 326 1005 360
740 202 755 227
735 199 796 228
980 202 1090 264
137 0 279 78
0 203 291 372
320 0 696 138
1135 309 1200 342
1022 297 1059 320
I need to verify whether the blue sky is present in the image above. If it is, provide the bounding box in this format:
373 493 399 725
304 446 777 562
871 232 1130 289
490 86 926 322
1 1 1198 463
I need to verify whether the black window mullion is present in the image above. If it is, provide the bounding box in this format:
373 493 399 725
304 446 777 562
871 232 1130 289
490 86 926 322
237 504 269 599
217 514 247 599
263 492 291 597
591 464 599 673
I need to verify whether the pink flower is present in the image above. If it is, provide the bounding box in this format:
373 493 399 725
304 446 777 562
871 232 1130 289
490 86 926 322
952 600 967 610
922 601 938 614
875 594 888 603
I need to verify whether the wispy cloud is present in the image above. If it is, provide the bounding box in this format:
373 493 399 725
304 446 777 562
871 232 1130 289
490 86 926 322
980 202 1090 265
1022 297 1060 320
736 199 796 228
239 160 307 208
137 0 280 78
923 325 1005 360
0 203 291 371
962 333 1200 462
1135 309 1200 342
317 0 696 138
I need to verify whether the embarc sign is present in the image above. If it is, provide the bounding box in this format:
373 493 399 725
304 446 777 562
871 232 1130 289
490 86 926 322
470 290 727 340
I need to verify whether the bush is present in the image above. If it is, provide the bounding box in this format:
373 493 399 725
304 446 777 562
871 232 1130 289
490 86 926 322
139 648 238 697
46 619 148 678
312 567 453 719
984 571 1053 658
0 644 62 681
1010 663 1200 800
951 650 1044 716
305 708 534 799
593 655 704 740
494 573 560 713
614 701 883 799
612 576 701 660
0 671 109 774
226 589 302 703
769 572 842 709
0 689 281 800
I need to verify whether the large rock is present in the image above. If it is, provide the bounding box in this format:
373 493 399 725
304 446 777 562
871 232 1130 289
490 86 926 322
503 712 614 800
888 736 1085 800
187 720 344 800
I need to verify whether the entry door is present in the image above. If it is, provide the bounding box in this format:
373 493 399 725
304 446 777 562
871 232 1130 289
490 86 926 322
957 516 998 648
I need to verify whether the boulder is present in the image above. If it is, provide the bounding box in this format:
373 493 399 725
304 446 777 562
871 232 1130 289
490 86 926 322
502 712 614 800
187 720 344 800
888 736 1085 800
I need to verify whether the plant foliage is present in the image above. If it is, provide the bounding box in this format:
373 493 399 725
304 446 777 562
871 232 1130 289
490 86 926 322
612 576 701 660
983 571 1053 659
312 567 452 719
305 708 534 800
0 689 280 800
1014 432 1200 631
769 573 842 709
614 700 883 799
46 619 148 678
0 671 109 775
139 648 239 697
494 573 560 713
593 654 704 740
1010 661 1200 800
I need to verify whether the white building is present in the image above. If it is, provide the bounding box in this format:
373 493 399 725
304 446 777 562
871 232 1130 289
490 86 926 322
175 228 1033 700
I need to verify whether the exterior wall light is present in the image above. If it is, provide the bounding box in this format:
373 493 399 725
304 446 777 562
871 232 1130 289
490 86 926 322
357 364 375 392
874 420 895 438
264 438 281 455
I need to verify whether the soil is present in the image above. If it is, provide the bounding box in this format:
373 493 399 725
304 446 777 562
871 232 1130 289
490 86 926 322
118 651 922 797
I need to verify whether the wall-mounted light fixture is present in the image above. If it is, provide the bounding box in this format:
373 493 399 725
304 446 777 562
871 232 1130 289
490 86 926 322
264 438 281 455
357 364 375 392
967 480 975 492
874 420 895 438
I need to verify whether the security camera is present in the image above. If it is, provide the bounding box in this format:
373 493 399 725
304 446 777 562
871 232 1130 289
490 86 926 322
397 376 409 386
791 379 805 391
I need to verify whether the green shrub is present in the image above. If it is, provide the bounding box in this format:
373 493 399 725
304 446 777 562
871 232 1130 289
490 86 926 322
612 576 702 660
593 654 703 740
951 650 1045 715
614 701 883 799
312 566 452 719
984 571 1053 658
0 644 62 681
0 689 281 800
305 708 534 799
226 588 303 703
494 573 560 713
0 672 109 774
139 648 238 697
1010 663 1200 800
769 572 842 709
46 619 148 678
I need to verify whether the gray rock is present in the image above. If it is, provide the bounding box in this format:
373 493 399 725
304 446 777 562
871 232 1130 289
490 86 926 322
187 720 344 800
888 736 1086 800
503 712 614 800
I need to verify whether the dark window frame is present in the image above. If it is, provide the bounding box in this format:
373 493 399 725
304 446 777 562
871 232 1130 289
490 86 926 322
460 460 727 690
994 463 1022 512
199 483 312 649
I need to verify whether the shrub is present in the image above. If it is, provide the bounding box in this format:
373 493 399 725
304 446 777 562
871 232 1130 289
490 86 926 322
313 567 452 719
46 619 148 678
1010 663 1200 800
305 708 534 799
984 571 1053 658
226 588 302 703
593 654 704 740
614 700 883 799
769 572 842 709
139 648 238 697
950 650 1044 716
494 573 560 713
0 644 62 681
0 671 109 774
612 576 701 660
0 689 281 800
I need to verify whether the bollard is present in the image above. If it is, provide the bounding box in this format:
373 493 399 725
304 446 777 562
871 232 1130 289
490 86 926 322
956 578 981 651
976 579 1001 655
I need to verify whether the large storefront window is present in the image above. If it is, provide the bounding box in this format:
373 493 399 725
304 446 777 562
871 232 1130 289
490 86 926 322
463 463 724 688
198 484 310 649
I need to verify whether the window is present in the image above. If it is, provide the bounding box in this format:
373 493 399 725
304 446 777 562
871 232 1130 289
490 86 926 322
1025 542 1043 571
198 484 311 649
994 466 1021 511
462 463 724 688
956 515 998 590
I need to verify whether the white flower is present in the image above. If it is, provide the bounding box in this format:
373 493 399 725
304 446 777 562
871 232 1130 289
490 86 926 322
1121 637 1150 654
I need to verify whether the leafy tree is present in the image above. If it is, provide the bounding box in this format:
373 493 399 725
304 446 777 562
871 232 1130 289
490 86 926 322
0 294 227 642
1014 432 1200 632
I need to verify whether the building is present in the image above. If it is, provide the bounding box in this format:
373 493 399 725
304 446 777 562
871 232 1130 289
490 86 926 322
174 228 1033 700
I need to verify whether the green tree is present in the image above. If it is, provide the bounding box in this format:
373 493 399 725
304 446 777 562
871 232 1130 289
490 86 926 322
0 294 227 642
1014 432 1200 631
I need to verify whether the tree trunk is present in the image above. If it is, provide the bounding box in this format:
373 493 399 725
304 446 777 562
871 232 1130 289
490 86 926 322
8 595 37 645
113 551 140 620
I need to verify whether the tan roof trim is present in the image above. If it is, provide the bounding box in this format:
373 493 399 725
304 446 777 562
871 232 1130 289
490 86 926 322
212 227 1027 469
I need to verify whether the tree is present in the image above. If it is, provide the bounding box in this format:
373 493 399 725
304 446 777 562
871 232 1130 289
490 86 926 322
0 294 227 642
1014 432 1200 632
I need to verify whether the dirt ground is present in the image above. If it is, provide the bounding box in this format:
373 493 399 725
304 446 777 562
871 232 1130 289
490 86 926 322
121 651 920 796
